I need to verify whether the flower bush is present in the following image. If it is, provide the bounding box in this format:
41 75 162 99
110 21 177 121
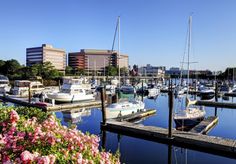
0 106 120 164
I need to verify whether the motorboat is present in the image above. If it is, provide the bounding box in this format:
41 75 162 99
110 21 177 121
11 80 44 97
0 75 11 93
120 85 136 94
47 78 95 102
106 99 145 119
199 88 215 100
147 87 160 99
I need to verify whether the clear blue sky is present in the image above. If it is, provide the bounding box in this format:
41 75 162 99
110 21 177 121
1 0 236 71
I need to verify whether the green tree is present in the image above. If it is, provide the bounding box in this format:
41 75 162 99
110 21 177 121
106 66 118 76
120 67 128 76
65 66 73 75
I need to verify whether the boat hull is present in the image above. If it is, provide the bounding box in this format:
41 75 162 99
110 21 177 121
47 93 94 102
174 116 204 129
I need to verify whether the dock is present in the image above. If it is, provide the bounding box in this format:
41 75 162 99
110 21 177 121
0 95 103 112
196 100 236 109
101 120 236 159
189 116 218 134
115 109 156 122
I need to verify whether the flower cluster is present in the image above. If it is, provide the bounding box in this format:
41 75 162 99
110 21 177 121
0 106 120 164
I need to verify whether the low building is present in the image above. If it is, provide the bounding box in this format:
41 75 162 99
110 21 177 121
138 64 165 77
68 49 129 75
26 44 66 72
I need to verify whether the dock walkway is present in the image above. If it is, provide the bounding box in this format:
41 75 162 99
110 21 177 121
190 116 218 134
101 120 236 159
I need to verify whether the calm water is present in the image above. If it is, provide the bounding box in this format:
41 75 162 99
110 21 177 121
54 94 236 164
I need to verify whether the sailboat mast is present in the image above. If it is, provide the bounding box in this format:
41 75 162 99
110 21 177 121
187 16 192 96
118 16 120 88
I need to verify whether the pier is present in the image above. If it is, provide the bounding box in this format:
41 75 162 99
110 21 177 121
189 116 218 134
0 95 103 112
196 100 236 109
101 120 236 159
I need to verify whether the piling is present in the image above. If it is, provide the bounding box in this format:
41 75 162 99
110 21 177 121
141 81 144 102
168 144 172 164
101 130 107 149
168 84 174 138
28 85 31 103
101 87 107 124
215 82 218 116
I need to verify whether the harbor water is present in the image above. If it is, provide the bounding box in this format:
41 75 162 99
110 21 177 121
54 93 236 164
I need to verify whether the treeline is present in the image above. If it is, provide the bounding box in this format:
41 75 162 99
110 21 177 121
0 59 63 80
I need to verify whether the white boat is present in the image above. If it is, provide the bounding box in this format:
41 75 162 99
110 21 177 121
47 78 94 102
147 87 160 98
106 99 145 119
0 75 11 93
174 16 205 129
120 85 136 94
11 80 44 97
199 88 215 100
174 99 206 129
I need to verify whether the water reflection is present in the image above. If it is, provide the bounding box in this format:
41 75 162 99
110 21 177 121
62 108 91 124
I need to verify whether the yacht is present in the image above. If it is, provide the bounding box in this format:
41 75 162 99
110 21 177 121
120 85 136 94
11 80 44 97
106 99 145 119
199 87 215 100
47 78 94 102
0 75 11 93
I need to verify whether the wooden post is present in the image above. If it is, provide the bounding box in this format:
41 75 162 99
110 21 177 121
101 130 107 149
28 85 31 103
215 82 218 116
100 87 107 124
194 80 197 100
168 86 174 138
141 81 144 102
215 82 218 102
168 144 173 164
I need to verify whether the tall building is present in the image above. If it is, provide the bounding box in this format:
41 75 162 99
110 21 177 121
68 49 128 75
26 44 66 72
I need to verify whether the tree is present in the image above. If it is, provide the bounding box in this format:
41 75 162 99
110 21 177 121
120 67 129 76
65 66 73 75
106 66 118 76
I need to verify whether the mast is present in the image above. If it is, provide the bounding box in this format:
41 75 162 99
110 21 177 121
187 16 192 96
118 16 120 88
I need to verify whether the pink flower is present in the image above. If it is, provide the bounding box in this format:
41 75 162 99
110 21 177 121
10 110 20 123
37 156 50 164
20 150 34 162
49 154 56 164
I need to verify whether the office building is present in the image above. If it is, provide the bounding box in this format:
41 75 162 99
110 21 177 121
68 49 128 75
26 44 66 72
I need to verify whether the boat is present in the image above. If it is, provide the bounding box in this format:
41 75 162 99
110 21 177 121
0 75 11 93
11 80 44 97
106 99 145 119
199 87 215 100
147 85 160 99
120 85 136 94
174 16 206 129
47 78 95 102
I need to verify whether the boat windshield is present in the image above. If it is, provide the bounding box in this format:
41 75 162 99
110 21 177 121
0 81 8 84
61 89 71 93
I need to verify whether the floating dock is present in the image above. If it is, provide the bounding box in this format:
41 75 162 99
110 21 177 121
115 109 156 122
0 95 103 112
101 120 236 159
196 100 236 109
190 116 218 134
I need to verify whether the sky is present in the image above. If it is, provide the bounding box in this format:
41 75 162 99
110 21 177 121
0 0 236 71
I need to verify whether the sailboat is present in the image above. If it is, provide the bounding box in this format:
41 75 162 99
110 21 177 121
106 16 145 119
174 16 205 129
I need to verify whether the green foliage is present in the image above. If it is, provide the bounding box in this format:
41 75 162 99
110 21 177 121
106 65 118 76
